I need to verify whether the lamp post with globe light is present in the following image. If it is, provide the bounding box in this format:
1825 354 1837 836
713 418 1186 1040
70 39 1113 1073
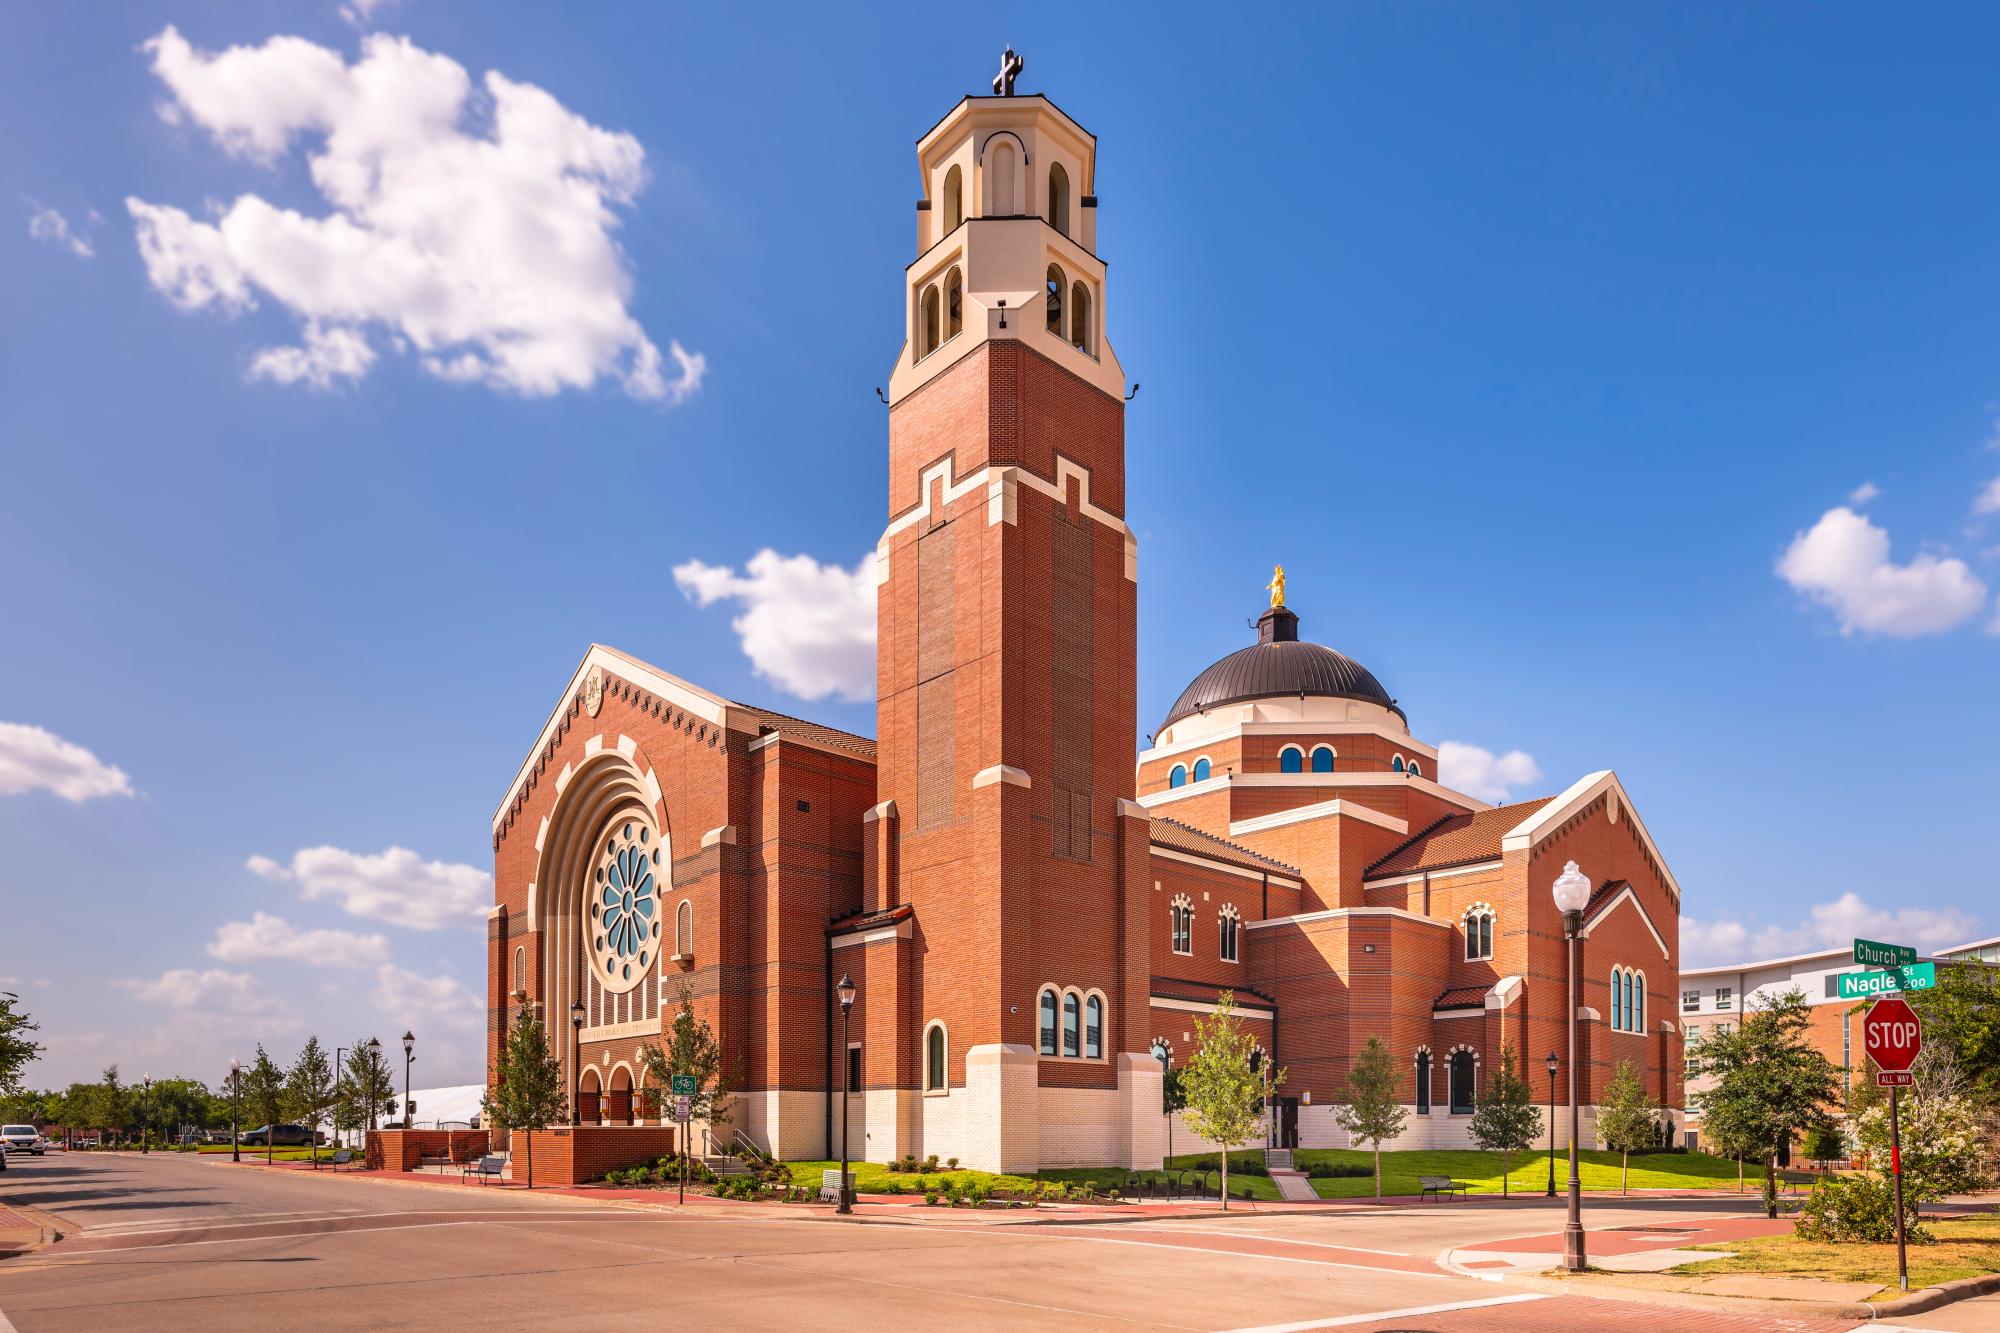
402 1031 415 1128
570 1001 585 1125
1552 859 1593 1273
366 1037 382 1131
141 1075 152 1154
835 974 857 1214
1545 1052 1559 1198
229 1059 242 1163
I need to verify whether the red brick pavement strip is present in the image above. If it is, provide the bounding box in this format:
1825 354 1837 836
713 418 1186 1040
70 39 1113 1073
1035 1223 1447 1275
45 1208 654 1255
1335 1294 1864 1332
1469 1216 1797 1256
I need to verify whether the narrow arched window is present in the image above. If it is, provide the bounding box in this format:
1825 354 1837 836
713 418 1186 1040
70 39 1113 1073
987 141 1017 215
1310 746 1335 773
1192 758 1211 782
1635 973 1646 1032
1465 908 1494 962
1465 915 1479 961
1449 1050 1476 1114
513 946 525 994
926 1023 947 1091
1481 913 1493 959
1219 906 1240 963
1612 969 1624 1032
1168 764 1187 788
1170 896 1193 954
1408 760 1422 778
1279 747 1303 774
945 267 963 340
1070 281 1091 353
1062 992 1081 1057
1415 1051 1432 1115
1084 994 1102 1059
1392 756 1406 773
1046 264 1065 336
1038 988 1058 1056
676 900 693 957
919 284 940 357
1047 162 1070 236
943 164 963 231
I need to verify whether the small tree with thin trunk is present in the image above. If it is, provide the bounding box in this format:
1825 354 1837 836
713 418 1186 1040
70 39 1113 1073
1180 992 1279 1210
1468 1044 1541 1197
482 1011 567 1189
1596 1058 1657 1194
242 1045 288 1165
639 984 735 1149
1685 987 1839 1219
1331 1036 1408 1200
1161 1063 1186 1164
286 1037 335 1168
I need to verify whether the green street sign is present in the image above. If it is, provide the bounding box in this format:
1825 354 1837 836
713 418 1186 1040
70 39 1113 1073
1837 962 1936 1000
1854 937 1917 968
669 1074 698 1097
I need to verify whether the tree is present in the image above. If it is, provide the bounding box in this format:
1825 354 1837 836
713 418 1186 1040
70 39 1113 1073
147 1079 213 1145
1852 1045 1999 1207
241 1045 288 1165
1161 1063 1187 1164
0 992 42 1098
1468 1044 1542 1197
338 1040 397 1135
1180 992 1281 1210
1908 960 2000 1108
1802 1124 1846 1169
638 985 735 1139
482 1011 567 1189
1685 986 1840 1218
1330 1036 1408 1200
1596 1059 1657 1194
287 1038 335 1167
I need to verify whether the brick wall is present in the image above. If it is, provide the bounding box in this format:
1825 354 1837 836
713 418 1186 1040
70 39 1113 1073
366 1129 489 1171
514 1126 679 1186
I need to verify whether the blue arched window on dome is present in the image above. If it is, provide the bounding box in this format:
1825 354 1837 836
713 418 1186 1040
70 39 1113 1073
1311 746 1335 773
1408 760 1422 778
1392 756 1406 774
1168 764 1187 789
1192 758 1212 782
1279 747 1303 774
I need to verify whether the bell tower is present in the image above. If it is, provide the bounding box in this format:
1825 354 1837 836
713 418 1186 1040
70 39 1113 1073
866 55 1158 1173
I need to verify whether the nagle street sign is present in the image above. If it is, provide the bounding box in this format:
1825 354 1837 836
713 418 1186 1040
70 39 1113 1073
1863 995 1923 1074
1854 938 1918 968
1837 962 1937 1000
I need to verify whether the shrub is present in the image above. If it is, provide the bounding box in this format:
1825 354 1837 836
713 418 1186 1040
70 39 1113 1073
1795 1174 1930 1244
883 1180 903 1195
1303 1161 1371 1180
924 1191 940 1206
947 1156 960 1170
943 1179 963 1204
924 1154 940 1172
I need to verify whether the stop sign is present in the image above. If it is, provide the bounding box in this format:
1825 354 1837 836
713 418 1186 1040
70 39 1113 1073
1864 995 1923 1073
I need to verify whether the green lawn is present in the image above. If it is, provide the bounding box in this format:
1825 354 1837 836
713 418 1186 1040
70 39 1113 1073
1297 1149 1788 1199
780 1159 1039 1195
1672 1214 2000 1297
189 1144 332 1162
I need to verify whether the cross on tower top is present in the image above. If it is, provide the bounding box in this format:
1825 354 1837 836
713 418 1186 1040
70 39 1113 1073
992 46 1024 96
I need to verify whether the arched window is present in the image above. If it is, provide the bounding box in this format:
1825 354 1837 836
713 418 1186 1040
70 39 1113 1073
1392 755 1406 774
1464 904 1494 961
1084 994 1102 1059
1310 745 1335 773
1192 757 1212 782
926 1022 947 1091
1045 263 1065 336
512 945 525 994
1449 1049 1477 1114
1219 904 1240 963
1415 1049 1432 1115
1170 894 1193 955
945 267 963 340
675 900 693 957
943 164 963 231
1168 763 1187 788
1408 760 1422 778
1038 987 1058 1056
1279 746 1303 774
1634 972 1646 1032
919 284 940 357
987 140 1017 216
1062 991 1081 1057
1612 968 1625 1032
1150 1038 1171 1068
1047 162 1070 236
1070 280 1091 353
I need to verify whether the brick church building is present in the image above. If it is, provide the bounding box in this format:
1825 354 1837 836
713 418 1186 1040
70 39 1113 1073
486 69 1686 1173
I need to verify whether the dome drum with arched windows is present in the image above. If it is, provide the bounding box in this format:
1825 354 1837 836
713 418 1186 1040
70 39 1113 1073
1160 604 1404 734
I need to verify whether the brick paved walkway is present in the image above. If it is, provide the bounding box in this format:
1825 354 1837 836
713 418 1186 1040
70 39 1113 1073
1335 1293 1862 1331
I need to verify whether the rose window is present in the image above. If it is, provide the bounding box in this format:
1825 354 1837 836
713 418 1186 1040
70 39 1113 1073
588 820 660 993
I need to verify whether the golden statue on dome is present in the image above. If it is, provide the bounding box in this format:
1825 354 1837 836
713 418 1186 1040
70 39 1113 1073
1266 564 1286 608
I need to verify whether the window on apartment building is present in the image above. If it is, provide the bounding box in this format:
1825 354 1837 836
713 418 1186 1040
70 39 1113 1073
1171 896 1193 955
1715 987 1733 1010
1085 995 1103 1059
1219 905 1241 963
1449 1049 1476 1114
1682 990 1699 1012
1713 1021 1732 1037
1415 1050 1432 1115
1685 1022 1700 1046
1038 988 1058 1056
1842 1013 1851 1081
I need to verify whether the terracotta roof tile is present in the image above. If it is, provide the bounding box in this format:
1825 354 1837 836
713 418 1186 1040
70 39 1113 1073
1150 817 1299 876
1364 797 1555 878
1151 977 1278 1009
734 701 877 761
1434 985 1488 1010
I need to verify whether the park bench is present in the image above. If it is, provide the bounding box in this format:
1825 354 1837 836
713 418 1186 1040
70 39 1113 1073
328 1149 356 1169
818 1168 854 1204
1418 1175 1468 1202
462 1155 506 1185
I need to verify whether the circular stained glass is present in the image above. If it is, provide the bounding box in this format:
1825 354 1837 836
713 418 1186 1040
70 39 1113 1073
585 816 660 994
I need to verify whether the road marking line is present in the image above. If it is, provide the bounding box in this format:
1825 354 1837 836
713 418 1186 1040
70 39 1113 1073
1215 1292 1549 1332
1028 1229 1458 1281
0 1301 17 1332
1137 1227 1409 1256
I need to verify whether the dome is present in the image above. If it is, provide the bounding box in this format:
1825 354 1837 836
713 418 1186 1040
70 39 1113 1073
1160 605 1402 732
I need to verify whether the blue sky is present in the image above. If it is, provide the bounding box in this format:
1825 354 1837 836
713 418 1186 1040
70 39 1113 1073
4 2 1996 1089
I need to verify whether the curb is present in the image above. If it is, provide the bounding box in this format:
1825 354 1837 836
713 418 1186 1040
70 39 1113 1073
1501 1267 2000 1321
0 1201 68 1260
1861 1271 2000 1319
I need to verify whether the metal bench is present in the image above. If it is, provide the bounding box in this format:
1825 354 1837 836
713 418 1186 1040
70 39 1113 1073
818 1168 854 1205
1419 1175 1469 1201
462 1155 506 1185
328 1149 356 1169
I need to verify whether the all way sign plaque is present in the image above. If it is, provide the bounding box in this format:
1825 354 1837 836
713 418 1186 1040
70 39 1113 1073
1837 962 1936 999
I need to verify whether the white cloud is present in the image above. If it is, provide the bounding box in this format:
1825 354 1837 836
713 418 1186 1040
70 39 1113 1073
339 0 400 27
1679 892 1981 968
1776 505 1987 636
127 26 702 403
674 550 877 702
27 205 94 259
372 964 479 1028
122 967 269 1010
207 911 389 968
0 722 135 801
1847 481 1880 506
1436 741 1542 803
1975 476 2000 517
248 845 489 930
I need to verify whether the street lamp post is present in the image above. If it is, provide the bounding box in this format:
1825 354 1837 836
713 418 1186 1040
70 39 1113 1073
402 1031 415 1129
335 1047 346 1150
835 974 856 1214
1553 859 1593 1273
1545 1052 1559 1198
366 1037 382 1131
141 1075 152 1154
569 1001 585 1126
229 1059 241 1163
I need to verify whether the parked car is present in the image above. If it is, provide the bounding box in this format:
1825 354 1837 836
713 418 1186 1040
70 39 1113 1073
238 1124 322 1148
2 1125 46 1155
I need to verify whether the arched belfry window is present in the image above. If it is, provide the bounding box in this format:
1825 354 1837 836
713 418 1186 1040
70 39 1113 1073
1070 281 1091 353
1169 763 1188 788
1192 757 1212 782
943 164 964 231
1047 162 1070 236
987 140 1017 216
1392 755 1406 774
945 267 963 340
1310 746 1335 773
919 284 941 358
1046 264 1066 336
1279 746 1303 774
1038 987 1058 1056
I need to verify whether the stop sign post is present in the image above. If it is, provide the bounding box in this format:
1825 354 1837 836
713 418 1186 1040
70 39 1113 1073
1864 991 1923 1293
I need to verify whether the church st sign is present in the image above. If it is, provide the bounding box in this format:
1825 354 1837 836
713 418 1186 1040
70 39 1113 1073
1837 962 1936 999
1854 937 1918 968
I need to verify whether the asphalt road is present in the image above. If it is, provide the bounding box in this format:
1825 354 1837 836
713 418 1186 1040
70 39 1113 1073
0 1152 1986 1332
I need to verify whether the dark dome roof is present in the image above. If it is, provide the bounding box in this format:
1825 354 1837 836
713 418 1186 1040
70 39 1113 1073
1160 606 1401 732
